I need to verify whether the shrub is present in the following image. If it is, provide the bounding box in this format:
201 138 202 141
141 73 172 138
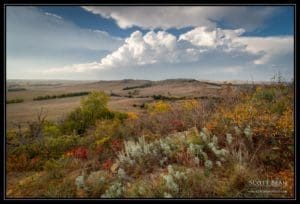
61 91 112 134
44 135 81 159
43 178 76 198
44 158 66 179
252 87 276 102
7 88 26 92
33 92 90 101
123 83 152 90
148 101 171 113
43 122 61 137
64 147 88 160
6 98 24 104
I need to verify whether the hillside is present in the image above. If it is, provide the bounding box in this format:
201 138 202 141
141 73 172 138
6 81 294 198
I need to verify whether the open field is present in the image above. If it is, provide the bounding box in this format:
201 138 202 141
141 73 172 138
6 79 231 129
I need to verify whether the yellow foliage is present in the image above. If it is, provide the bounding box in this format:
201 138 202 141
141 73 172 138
277 107 294 136
127 112 139 120
183 99 200 110
221 103 258 126
210 85 294 139
95 136 110 146
149 100 171 113
94 119 121 144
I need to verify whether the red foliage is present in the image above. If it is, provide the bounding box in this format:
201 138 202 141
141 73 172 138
102 159 113 170
96 145 104 154
171 119 185 132
30 156 41 167
64 147 88 160
110 139 123 153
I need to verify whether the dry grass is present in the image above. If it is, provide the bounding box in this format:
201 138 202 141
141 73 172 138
6 79 227 128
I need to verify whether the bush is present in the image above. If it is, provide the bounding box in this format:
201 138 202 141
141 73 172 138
61 91 112 135
252 87 276 102
44 135 81 159
7 88 26 92
123 83 152 90
43 122 61 137
6 98 24 104
44 158 66 179
33 92 90 101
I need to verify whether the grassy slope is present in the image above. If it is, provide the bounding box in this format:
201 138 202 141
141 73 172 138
6 82 294 198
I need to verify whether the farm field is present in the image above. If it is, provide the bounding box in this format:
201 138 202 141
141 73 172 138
6 79 225 129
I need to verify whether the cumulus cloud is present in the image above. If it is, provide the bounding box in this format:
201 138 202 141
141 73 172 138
179 27 246 52
179 27 293 65
233 36 293 64
46 30 178 73
47 26 293 75
82 6 277 30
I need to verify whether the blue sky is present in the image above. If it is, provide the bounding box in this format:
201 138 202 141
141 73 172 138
6 6 294 81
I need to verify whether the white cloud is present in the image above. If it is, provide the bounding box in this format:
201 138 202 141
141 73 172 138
179 27 246 52
82 6 277 30
233 36 293 64
44 62 104 73
46 30 181 73
46 26 293 74
179 27 293 65
44 12 63 19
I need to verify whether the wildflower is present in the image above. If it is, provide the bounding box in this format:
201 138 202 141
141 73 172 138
101 181 124 198
208 142 215 149
117 168 126 180
138 185 146 195
174 171 187 180
159 157 168 167
160 139 172 156
200 132 208 143
212 135 218 145
226 133 233 145
202 127 211 137
244 125 253 142
201 152 208 161
75 175 85 190
234 126 241 135
194 157 200 166
216 161 222 167
204 160 213 170
167 165 174 174
164 192 173 198
163 174 179 193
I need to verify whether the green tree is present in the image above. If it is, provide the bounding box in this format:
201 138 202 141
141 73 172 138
62 91 111 135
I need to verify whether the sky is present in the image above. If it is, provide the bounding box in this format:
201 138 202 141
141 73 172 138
6 6 294 81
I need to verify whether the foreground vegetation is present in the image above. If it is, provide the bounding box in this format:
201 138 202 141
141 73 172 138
6 81 294 198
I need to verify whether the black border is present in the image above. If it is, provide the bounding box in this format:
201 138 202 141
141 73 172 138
1 0 298 202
